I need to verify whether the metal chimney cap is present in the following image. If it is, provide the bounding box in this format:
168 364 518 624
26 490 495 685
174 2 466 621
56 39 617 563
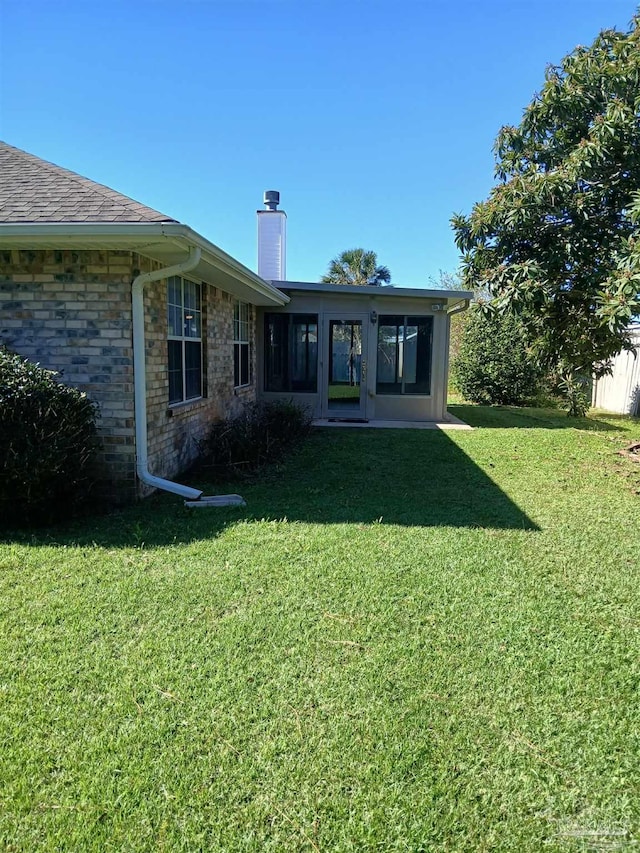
263 190 280 211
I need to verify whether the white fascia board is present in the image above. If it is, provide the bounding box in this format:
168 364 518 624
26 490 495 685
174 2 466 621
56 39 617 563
273 280 474 302
0 221 289 307
168 225 289 305
0 222 171 242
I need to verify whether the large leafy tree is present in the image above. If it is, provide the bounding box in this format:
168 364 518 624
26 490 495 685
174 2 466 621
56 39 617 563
321 249 391 286
452 16 640 414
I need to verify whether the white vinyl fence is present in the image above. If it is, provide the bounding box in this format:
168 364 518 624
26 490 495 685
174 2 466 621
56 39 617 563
592 326 640 415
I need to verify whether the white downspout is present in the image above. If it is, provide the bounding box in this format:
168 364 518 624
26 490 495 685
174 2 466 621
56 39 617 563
132 247 244 506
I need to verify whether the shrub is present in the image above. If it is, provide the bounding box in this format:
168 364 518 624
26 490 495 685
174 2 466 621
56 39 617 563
197 400 313 478
452 308 542 405
0 349 99 526
557 372 592 418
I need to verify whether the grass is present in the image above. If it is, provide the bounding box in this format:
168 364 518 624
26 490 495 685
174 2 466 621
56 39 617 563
328 383 361 401
1 406 639 851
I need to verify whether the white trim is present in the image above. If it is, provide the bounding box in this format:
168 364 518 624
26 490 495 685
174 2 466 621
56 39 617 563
233 300 251 389
167 275 203 405
274 280 474 302
0 221 290 307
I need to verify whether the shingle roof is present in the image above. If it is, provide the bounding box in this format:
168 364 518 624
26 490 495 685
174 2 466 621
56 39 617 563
0 141 177 224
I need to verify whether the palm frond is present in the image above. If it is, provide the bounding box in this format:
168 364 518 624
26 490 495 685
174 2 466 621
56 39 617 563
321 248 391 286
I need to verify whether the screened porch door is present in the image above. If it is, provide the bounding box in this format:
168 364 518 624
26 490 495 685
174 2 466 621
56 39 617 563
322 314 369 420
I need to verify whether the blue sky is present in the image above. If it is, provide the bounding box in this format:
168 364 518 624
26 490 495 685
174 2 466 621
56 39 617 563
0 0 635 287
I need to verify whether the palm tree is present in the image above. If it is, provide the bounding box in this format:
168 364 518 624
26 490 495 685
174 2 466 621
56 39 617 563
321 249 391 286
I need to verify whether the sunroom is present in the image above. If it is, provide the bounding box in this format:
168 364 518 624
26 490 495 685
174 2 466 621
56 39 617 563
256 281 472 423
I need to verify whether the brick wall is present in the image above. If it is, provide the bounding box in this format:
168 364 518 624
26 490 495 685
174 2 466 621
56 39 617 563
0 249 137 502
0 249 258 504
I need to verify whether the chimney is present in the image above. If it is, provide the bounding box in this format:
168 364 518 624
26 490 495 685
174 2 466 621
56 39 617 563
257 190 286 281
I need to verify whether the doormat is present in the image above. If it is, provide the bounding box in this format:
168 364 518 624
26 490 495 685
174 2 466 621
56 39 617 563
327 418 369 423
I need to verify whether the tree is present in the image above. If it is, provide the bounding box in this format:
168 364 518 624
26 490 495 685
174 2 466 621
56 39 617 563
321 249 391 286
452 307 542 406
427 269 461 290
452 16 640 415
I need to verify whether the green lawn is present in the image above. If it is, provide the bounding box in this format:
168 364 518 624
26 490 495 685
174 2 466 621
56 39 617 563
1 407 639 851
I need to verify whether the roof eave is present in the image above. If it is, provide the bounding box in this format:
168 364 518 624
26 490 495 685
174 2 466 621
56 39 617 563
0 221 289 307
166 224 289 306
273 279 474 301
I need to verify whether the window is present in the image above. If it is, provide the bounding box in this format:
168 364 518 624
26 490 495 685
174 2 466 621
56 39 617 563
168 276 202 405
264 313 318 392
234 301 251 388
376 315 433 395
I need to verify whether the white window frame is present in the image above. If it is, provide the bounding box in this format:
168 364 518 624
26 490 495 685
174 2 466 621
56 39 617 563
167 276 203 405
233 301 251 389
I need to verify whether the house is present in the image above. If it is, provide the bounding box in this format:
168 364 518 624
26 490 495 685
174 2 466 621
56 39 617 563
0 142 472 505
592 325 640 416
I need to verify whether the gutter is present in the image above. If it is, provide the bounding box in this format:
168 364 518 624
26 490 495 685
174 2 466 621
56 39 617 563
446 298 470 316
132 247 245 507
275 280 475 301
0 221 289 307
167 224 290 306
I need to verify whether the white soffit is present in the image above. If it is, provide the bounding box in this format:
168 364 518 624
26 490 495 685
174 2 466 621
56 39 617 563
0 222 289 307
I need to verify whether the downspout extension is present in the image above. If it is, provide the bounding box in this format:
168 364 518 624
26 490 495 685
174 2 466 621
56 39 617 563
132 247 245 507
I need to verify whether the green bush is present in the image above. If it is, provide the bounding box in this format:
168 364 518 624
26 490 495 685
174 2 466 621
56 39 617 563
0 349 99 526
557 372 592 418
197 400 313 478
451 309 542 405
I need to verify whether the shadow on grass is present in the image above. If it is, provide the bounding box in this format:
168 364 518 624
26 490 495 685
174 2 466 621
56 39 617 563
1 429 538 548
449 404 626 431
